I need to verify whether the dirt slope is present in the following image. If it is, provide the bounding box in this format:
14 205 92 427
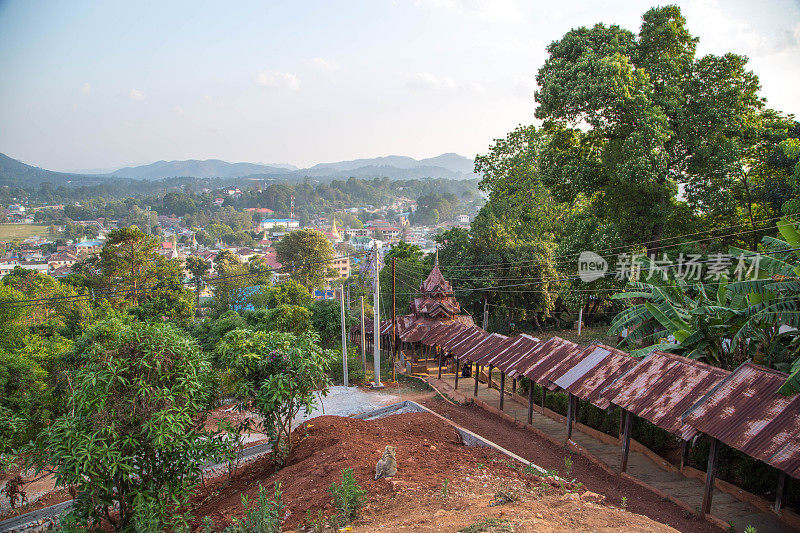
190 412 681 532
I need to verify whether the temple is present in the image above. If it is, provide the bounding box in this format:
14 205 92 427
409 251 463 321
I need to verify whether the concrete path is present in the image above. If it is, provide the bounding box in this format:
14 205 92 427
426 365 793 533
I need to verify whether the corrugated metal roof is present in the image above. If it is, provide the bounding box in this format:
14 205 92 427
601 351 729 441
518 337 584 389
460 333 508 363
682 362 800 478
474 334 540 372
449 328 489 357
551 344 639 409
440 326 483 352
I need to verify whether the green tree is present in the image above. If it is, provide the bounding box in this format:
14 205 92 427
217 329 331 462
36 318 228 531
274 229 336 289
186 255 211 317
535 5 773 252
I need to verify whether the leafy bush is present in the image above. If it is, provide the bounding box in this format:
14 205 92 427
329 468 367 524
36 317 232 532
328 347 366 385
245 305 313 335
227 483 285 533
218 329 332 463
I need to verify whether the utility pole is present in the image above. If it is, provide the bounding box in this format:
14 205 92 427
360 295 366 372
372 242 383 388
577 307 583 336
483 298 489 331
391 256 397 382
340 288 348 386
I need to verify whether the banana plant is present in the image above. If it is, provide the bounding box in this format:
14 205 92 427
608 273 745 367
727 217 800 394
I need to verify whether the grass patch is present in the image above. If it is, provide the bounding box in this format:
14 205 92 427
459 516 513 533
0 224 55 240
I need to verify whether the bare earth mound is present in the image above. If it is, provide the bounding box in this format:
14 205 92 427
190 412 680 532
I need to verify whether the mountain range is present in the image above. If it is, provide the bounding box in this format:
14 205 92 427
0 152 477 187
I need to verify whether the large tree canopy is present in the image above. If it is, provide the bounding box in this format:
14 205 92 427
535 5 792 251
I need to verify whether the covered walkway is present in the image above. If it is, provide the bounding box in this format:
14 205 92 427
421 362 795 533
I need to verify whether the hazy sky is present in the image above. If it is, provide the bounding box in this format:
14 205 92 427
1 0 799 172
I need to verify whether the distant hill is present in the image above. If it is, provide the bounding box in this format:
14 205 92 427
0 152 478 188
0 153 107 188
112 153 477 180
109 159 293 180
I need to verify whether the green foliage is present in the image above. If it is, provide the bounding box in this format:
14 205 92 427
328 346 366 385
250 279 313 309
217 329 332 462
274 229 336 289
36 317 230 532
193 310 246 354
329 468 367 524
227 483 285 533
245 305 313 335
310 298 356 347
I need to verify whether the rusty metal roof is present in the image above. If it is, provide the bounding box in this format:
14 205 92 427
440 326 482 352
517 337 584 388
472 335 523 367
420 322 465 347
459 333 508 363
449 328 489 357
493 334 541 374
601 351 730 441
682 362 800 478
551 344 639 409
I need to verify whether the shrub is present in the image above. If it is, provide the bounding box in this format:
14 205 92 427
35 317 232 532
328 347 366 385
227 483 285 533
218 329 332 464
329 468 367 524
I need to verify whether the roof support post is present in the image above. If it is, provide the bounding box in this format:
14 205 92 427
541 386 547 412
474 364 480 397
499 372 506 411
701 437 720 517
488 365 493 389
454 356 460 390
775 471 786 514
566 393 575 441
680 440 691 471
437 347 443 380
620 409 633 473
512 378 517 397
527 382 534 425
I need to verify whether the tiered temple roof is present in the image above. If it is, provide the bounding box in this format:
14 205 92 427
410 252 462 321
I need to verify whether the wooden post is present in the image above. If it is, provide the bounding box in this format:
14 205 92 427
487 365 493 388
527 383 534 425
391 257 396 382
474 364 480 397
339 288 348 387
775 471 787 513
566 393 574 441
680 440 691 471
511 378 517 396
499 372 506 411
454 356 460 389
437 347 443 380
620 409 633 473
372 243 382 387
541 386 547 412
702 437 721 516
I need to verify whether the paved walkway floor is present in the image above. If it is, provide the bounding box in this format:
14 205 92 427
423 364 792 533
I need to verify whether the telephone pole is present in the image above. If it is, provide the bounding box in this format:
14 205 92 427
372 242 382 388
360 295 366 371
340 288 348 386
483 298 489 331
391 256 397 381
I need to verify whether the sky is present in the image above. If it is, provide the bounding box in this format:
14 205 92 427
0 0 799 173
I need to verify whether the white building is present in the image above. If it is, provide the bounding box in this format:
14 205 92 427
260 218 300 231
